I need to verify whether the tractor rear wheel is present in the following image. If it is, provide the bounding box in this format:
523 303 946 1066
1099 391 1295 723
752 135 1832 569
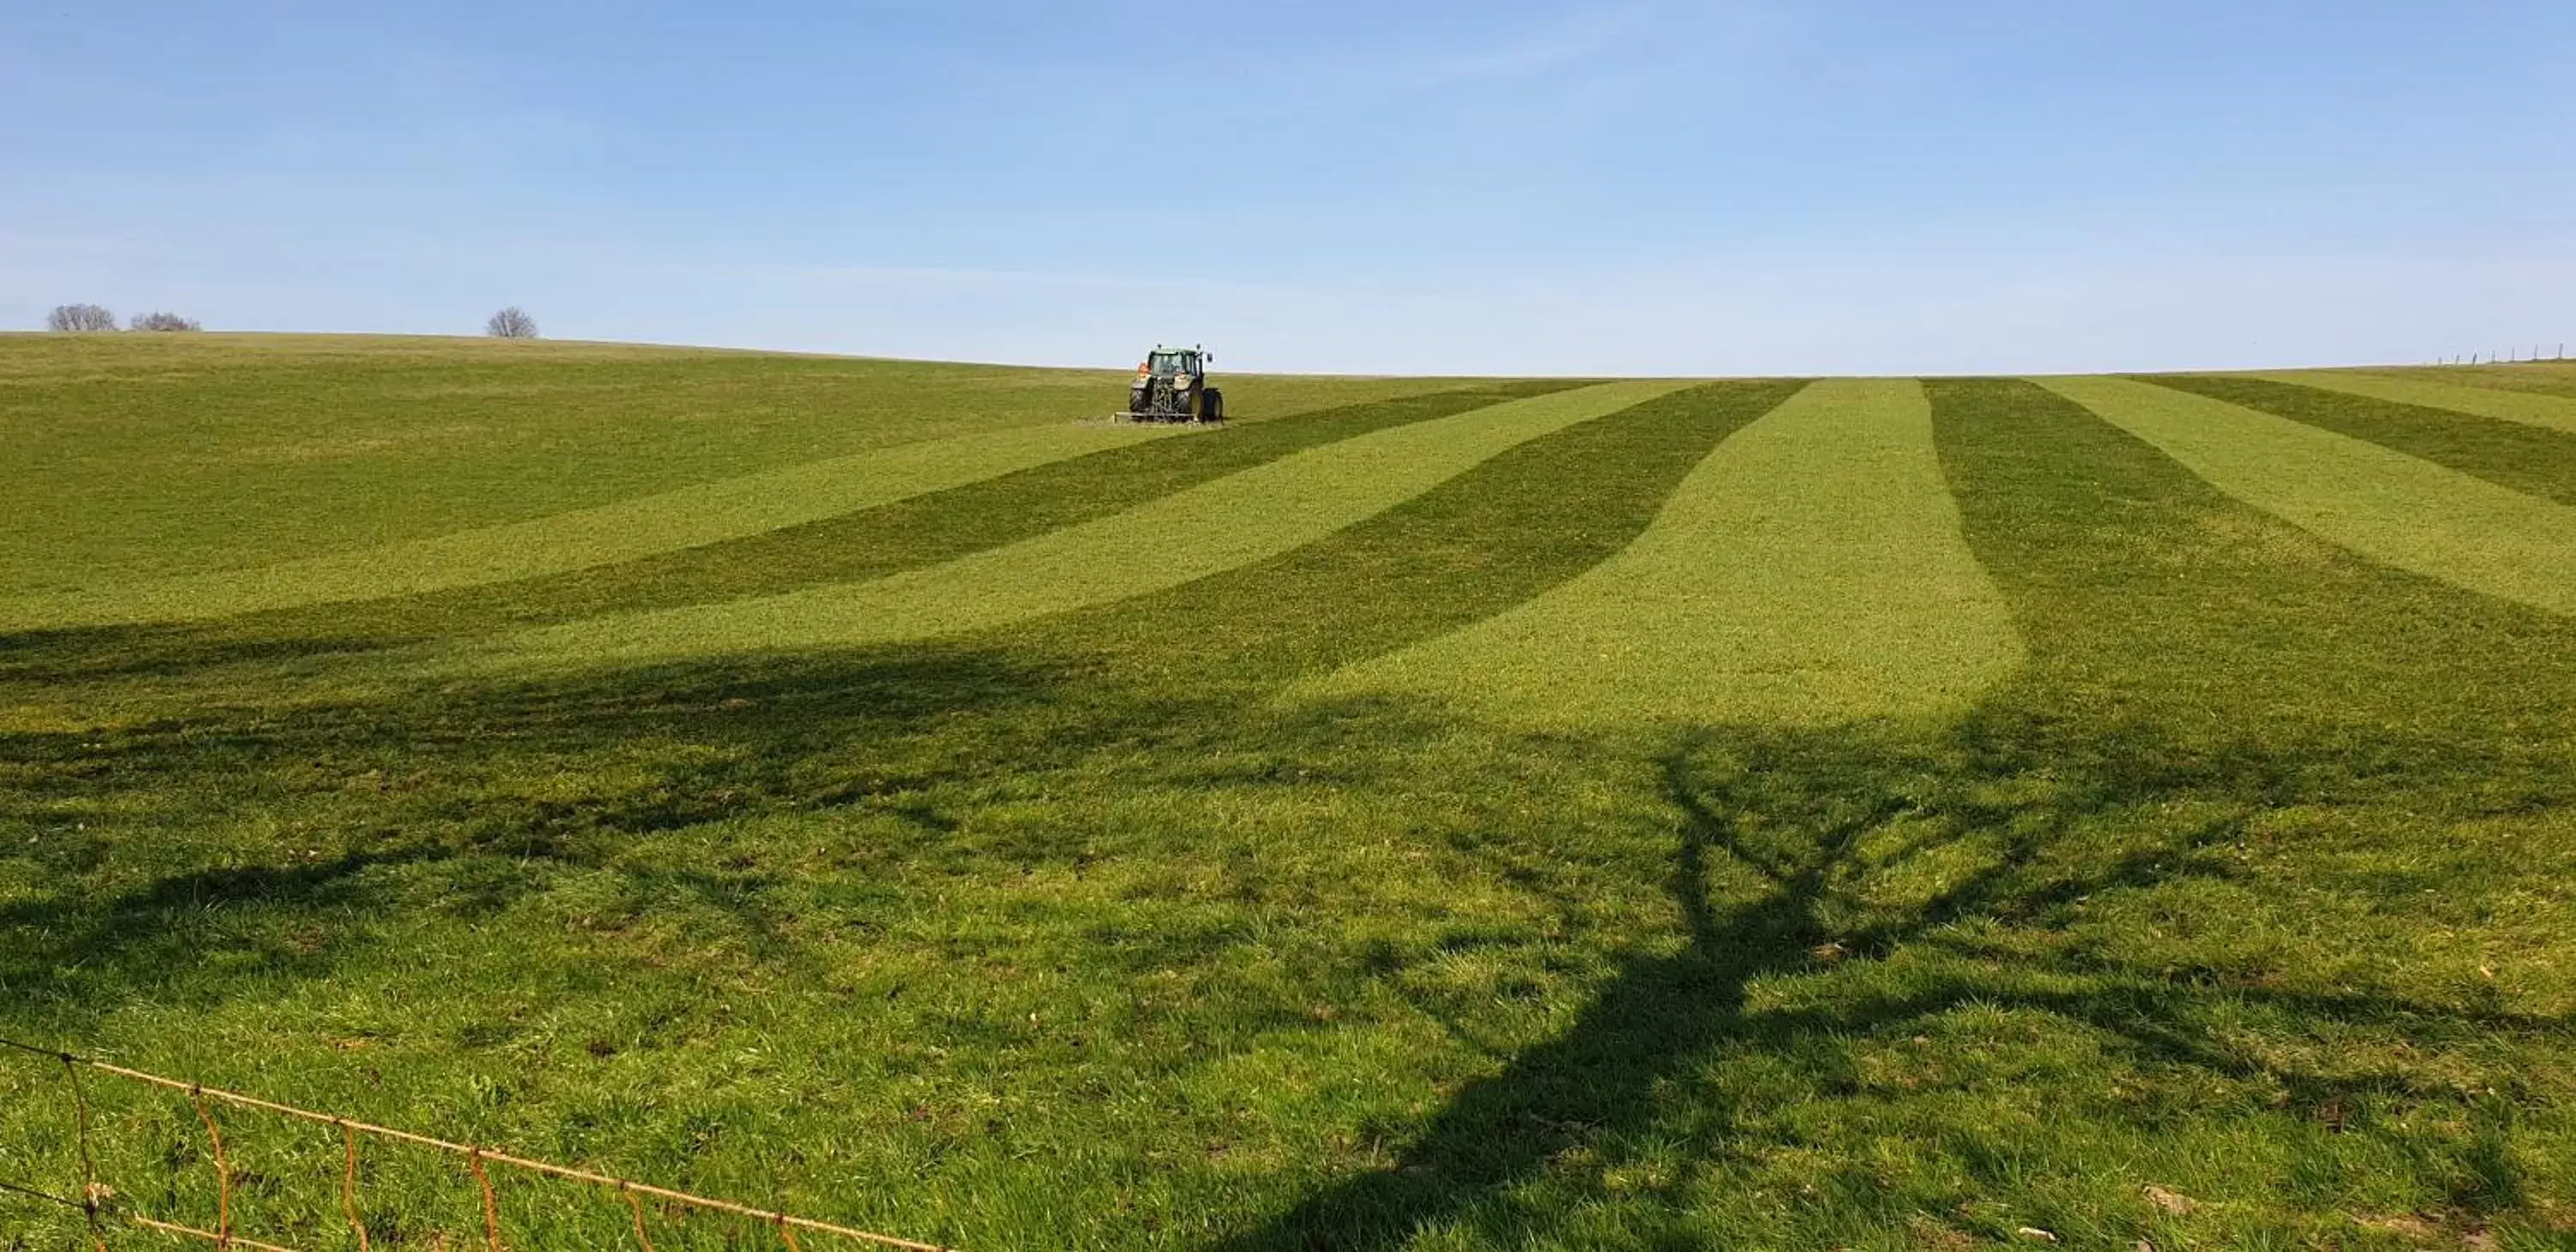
1200 388 1224 423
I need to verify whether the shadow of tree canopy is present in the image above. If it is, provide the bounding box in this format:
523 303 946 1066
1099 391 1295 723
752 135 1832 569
2 381 1802 1037
1205 378 2576 1249
3 377 2575 1249
1208 702 2574 1249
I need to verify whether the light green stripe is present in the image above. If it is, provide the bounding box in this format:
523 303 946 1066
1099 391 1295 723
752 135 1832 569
1300 379 2020 729
2042 375 2576 617
480 380 1687 667
0 422 1184 629
2256 371 2576 435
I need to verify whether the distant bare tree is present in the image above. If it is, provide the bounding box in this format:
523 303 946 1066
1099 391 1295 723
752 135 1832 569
485 307 538 339
129 311 203 332
46 304 118 332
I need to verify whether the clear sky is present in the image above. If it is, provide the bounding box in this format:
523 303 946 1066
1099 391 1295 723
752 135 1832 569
6 2 2571 374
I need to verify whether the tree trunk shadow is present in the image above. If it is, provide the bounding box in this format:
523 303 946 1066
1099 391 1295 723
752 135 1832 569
1210 738 1877 1250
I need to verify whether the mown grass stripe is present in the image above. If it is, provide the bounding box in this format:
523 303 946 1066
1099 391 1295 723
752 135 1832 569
480 380 1689 666
0 422 1185 631
1932 374 2576 786
2039 374 2576 617
21 346 2576 1246
2411 363 2576 400
0 334 1481 594
210 382 1586 640
1027 379 1813 690
2146 374 2576 505
1305 379 2020 728
2257 370 2576 436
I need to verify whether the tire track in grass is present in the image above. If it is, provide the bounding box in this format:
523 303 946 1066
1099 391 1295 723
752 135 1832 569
2038 374 2576 617
2256 371 2576 436
2148 374 2576 505
0 422 1182 631
206 381 1586 639
1303 379 2020 729
477 380 1690 668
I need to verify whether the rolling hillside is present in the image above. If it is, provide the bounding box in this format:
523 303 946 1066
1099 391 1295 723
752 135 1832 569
5 335 2575 1249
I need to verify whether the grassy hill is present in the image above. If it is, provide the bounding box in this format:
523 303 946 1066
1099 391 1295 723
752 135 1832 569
4 335 2575 1249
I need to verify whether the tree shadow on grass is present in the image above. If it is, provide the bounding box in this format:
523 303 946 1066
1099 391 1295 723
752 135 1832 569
0 629 1492 1029
0 641 1117 1018
1210 707 2576 1250
1209 732 1856 1250
0 620 408 685
12 374 2576 1246
1 382 1805 1031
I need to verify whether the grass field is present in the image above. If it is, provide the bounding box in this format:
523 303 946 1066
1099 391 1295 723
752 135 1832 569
5 335 2575 1250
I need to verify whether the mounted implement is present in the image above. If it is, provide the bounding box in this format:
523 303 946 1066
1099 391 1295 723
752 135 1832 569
1121 345 1224 423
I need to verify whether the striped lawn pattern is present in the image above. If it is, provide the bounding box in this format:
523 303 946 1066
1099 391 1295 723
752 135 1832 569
2040 374 2576 617
0 422 1186 630
0 338 1479 594
481 380 1687 667
179 383 1583 641
18 337 2576 1250
2147 374 2576 505
2259 370 2576 435
1304 379 2020 727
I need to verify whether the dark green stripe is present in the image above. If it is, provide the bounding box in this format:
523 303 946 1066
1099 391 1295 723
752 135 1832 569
1928 377 2576 803
1011 380 1811 690
2421 368 2576 401
2141 374 2576 505
146 382 1589 653
0 383 1572 685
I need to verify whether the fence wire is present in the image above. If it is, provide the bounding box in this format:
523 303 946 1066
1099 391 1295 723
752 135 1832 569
0 1036 950 1252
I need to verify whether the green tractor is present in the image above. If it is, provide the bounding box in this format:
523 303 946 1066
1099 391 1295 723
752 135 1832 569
1125 344 1224 423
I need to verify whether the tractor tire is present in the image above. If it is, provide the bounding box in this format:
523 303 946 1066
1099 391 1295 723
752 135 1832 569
1200 388 1224 423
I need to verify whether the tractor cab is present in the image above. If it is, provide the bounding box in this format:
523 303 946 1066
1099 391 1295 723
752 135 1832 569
1145 348 1204 380
1125 343 1224 423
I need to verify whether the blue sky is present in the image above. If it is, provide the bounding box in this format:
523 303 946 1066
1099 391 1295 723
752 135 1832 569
5 1 2571 374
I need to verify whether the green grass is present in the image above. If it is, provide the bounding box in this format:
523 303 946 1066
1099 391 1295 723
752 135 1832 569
0 380 1584 637
2148 374 2576 505
2354 362 2576 401
0 333 1468 593
2403 362 2576 401
0 422 1194 629
2259 368 2576 435
477 380 1683 669
2039 374 2576 617
1315 379 2020 729
5 337 2576 1250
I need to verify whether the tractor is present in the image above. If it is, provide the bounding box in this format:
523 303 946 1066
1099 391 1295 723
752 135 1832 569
1125 345 1224 423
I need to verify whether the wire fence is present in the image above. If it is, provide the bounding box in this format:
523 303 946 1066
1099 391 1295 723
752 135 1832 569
0 1036 951 1252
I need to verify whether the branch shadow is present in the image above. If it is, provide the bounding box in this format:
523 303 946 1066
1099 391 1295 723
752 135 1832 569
1208 702 2576 1249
